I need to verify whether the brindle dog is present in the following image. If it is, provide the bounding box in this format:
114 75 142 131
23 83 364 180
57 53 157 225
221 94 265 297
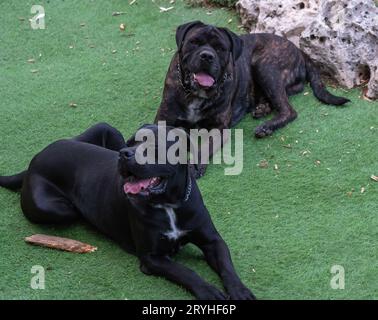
155 21 349 178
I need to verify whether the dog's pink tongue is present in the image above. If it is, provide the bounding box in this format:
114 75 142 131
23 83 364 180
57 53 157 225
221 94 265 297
194 73 215 87
124 178 152 194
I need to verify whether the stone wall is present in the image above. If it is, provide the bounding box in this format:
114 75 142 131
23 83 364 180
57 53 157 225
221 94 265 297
236 0 378 99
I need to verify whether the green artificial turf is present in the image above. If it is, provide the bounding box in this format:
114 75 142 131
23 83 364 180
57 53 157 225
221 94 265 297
0 0 377 300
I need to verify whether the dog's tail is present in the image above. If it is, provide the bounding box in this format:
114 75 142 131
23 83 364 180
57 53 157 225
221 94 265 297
0 171 26 191
303 53 350 106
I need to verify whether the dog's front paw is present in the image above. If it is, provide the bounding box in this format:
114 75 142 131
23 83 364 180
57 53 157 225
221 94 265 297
255 125 273 138
252 103 272 119
227 285 256 300
195 285 228 300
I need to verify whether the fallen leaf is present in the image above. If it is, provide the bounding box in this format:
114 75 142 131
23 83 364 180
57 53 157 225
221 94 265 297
363 95 374 102
362 87 374 102
69 102 77 108
112 11 127 16
159 6 174 12
371 175 378 182
258 159 269 169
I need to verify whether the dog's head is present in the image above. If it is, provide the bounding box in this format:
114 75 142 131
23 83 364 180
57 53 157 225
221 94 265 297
118 124 193 205
176 21 243 98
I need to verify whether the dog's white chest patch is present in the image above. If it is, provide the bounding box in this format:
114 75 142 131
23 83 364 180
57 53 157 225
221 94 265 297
163 207 187 240
186 99 204 124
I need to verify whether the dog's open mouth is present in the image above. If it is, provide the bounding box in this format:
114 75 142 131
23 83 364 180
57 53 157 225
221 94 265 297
123 175 167 196
193 72 215 88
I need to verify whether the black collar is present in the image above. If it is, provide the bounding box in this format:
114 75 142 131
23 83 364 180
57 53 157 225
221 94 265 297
177 63 191 94
183 174 192 203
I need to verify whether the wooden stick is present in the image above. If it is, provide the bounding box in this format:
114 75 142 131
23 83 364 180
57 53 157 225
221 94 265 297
25 234 97 253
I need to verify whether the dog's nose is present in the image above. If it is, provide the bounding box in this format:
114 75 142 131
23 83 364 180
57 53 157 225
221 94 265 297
120 148 134 159
200 50 215 62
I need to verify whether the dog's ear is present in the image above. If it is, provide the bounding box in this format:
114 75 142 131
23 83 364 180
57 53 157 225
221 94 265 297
139 123 153 129
221 27 243 61
176 21 204 51
125 135 135 147
126 124 153 146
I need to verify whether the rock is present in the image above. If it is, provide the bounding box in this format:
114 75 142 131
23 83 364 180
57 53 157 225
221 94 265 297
236 0 378 99
237 0 320 46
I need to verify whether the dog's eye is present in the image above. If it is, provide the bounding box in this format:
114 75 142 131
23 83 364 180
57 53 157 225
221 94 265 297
190 39 200 46
215 45 226 53
126 138 135 147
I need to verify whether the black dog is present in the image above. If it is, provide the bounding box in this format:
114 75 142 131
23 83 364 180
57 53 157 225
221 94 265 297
155 21 349 177
0 123 254 300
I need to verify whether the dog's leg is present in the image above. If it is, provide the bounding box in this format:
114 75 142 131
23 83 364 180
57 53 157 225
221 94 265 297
193 232 256 300
286 82 304 96
140 255 227 300
252 96 273 119
74 122 126 151
254 83 297 138
193 129 230 179
21 174 79 224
